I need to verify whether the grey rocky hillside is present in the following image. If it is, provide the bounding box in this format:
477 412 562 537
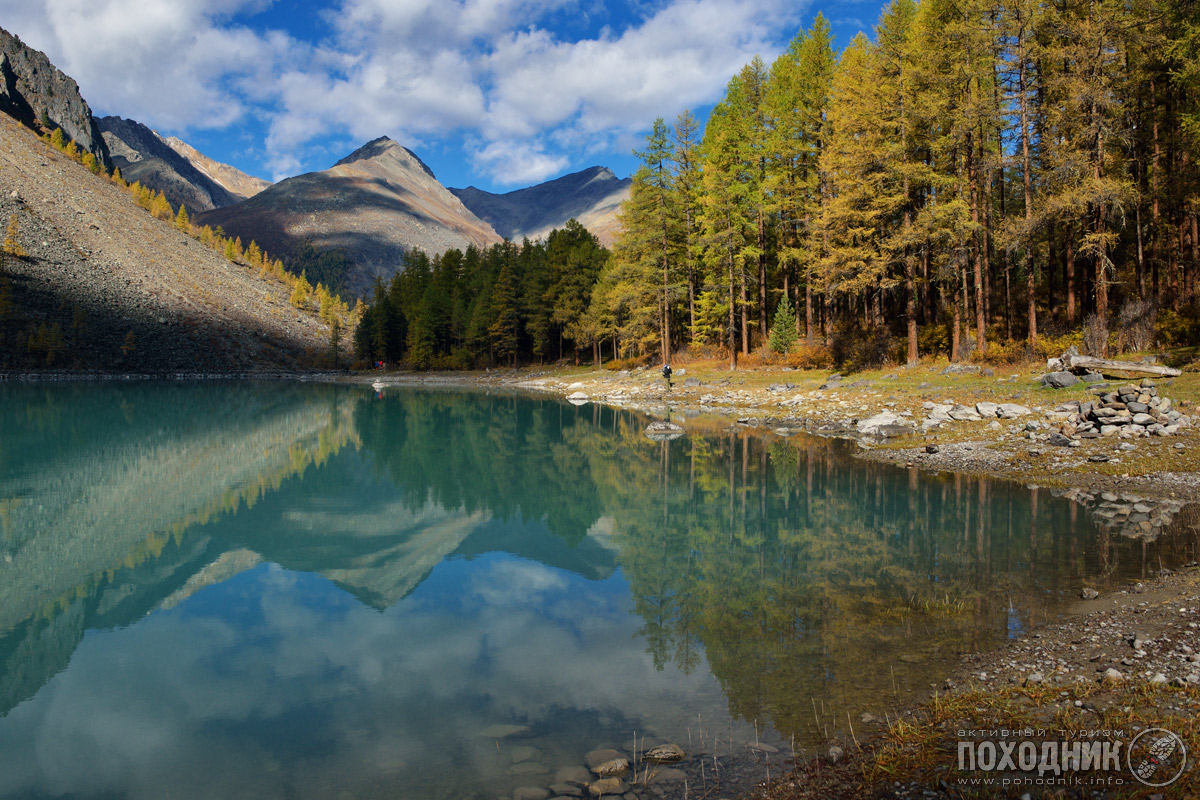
98 116 249 213
0 26 109 170
0 113 330 372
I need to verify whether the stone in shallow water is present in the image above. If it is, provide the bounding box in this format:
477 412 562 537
592 758 629 777
548 784 583 797
478 723 530 738
514 787 550 800
555 765 592 785
512 745 540 763
585 750 624 769
1081 587 1100 600
587 777 626 796
511 762 550 775
646 767 687 784
643 743 684 763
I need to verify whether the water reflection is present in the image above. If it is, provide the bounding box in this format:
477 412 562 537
0 383 1196 799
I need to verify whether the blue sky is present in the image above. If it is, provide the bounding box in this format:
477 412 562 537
0 0 887 192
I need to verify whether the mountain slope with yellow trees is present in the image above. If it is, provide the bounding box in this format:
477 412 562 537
0 112 346 371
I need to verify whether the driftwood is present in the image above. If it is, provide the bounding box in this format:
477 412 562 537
1046 352 1181 378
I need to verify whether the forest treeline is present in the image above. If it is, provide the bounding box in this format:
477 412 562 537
365 0 1200 371
353 220 608 368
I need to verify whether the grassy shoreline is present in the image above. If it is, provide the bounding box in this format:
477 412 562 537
352 356 1200 504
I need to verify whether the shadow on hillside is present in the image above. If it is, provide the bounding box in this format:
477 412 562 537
196 175 497 295
0 257 316 372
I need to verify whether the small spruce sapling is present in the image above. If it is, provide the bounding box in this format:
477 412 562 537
768 295 798 355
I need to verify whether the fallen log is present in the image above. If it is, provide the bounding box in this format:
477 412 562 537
1046 353 1181 378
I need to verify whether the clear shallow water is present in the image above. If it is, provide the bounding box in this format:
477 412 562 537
0 382 1196 800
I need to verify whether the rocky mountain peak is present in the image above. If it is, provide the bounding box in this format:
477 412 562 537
334 136 437 180
0 25 110 170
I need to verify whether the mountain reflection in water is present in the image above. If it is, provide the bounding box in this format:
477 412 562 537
0 382 1195 799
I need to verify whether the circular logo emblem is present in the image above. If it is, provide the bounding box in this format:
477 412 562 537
1127 727 1187 787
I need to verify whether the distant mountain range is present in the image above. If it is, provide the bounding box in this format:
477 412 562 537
451 167 630 248
98 116 270 213
196 136 504 297
0 20 630 310
199 142 630 296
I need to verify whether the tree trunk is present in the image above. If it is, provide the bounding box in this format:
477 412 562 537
1018 18 1037 348
1151 76 1161 300
805 270 814 346
728 246 737 370
968 135 986 354
1066 228 1076 325
739 262 749 355
758 211 767 343
999 164 1011 339
951 288 962 362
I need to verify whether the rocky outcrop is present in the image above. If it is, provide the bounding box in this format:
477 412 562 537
451 166 630 247
0 25 110 170
98 115 246 212
198 137 502 297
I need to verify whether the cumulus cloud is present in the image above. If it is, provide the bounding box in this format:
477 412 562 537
471 138 571 185
0 0 806 185
6 0 295 131
0 557 754 800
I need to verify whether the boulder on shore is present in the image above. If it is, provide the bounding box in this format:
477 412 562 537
856 411 912 437
1040 371 1080 389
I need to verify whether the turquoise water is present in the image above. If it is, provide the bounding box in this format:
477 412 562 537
0 382 1195 800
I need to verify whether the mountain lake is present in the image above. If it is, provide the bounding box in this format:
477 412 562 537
0 381 1196 800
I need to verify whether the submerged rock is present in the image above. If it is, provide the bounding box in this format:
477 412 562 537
591 758 629 778
478 723 530 738
584 749 624 770
642 743 685 764
587 777 625 796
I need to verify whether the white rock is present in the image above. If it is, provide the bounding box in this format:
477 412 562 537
856 411 909 435
997 403 1032 419
948 404 983 421
976 401 1000 418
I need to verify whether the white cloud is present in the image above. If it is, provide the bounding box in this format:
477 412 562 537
471 138 570 185
10 0 295 131
0 558 758 800
0 0 806 185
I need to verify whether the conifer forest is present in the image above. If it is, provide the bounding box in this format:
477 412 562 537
355 0 1200 372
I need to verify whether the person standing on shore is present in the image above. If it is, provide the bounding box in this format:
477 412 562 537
662 363 672 391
